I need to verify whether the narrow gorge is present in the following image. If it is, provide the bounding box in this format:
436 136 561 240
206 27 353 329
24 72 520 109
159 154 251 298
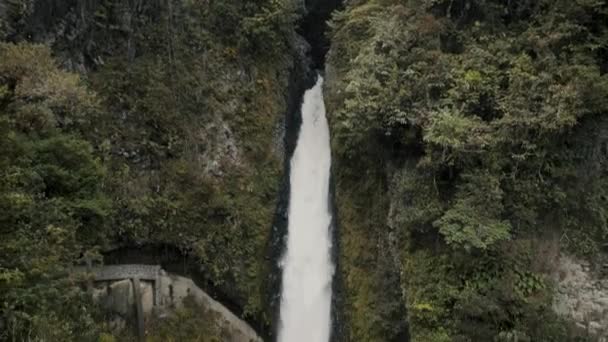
1 1 608 341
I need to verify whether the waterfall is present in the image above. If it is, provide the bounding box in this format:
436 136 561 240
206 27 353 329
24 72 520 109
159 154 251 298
278 76 334 342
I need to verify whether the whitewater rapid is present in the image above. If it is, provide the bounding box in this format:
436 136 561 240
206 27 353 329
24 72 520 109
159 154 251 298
278 76 334 342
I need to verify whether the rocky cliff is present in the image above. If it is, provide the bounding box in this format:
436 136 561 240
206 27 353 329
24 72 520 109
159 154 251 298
3 0 608 341
553 255 608 339
324 1 608 341
0 0 306 339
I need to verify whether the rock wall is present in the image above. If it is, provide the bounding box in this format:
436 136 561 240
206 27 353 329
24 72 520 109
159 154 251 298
3 1 301 328
93 269 263 342
553 255 608 340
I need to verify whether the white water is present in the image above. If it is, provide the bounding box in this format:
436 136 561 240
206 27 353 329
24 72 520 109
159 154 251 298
278 76 334 342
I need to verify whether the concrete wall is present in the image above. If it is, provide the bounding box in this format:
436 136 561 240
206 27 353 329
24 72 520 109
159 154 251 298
90 267 262 342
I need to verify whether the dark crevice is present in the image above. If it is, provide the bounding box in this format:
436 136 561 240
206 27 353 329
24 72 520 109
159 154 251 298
298 0 344 70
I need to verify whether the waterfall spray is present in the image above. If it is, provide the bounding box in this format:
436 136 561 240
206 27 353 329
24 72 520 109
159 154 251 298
278 76 334 342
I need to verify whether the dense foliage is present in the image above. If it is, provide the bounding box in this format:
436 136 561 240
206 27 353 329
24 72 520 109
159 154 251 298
84 0 297 320
0 42 109 340
3 0 608 340
326 0 608 340
1 0 299 339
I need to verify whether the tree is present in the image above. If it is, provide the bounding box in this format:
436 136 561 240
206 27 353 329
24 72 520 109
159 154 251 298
0 42 109 340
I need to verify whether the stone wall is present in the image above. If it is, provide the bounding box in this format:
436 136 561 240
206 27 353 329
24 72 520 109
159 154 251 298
91 267 262 342
552 254 608 341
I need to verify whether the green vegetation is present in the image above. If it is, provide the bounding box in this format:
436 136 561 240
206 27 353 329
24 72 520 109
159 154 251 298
85 0 297 319
145 298 223 342
326 0 608 340
1 0 299 339
0 42 109 341
106 296 226 342
2 0 608 340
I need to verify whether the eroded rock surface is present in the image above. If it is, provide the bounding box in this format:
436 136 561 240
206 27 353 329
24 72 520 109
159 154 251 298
553 255 608 340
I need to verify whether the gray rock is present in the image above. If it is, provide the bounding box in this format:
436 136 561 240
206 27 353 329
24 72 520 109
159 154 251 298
553 300 570 316
589 321 602 334
572 311 584 323
552 254 608 339
199 119 242 178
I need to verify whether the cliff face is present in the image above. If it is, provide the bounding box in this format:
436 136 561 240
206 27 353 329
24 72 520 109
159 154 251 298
0 0 306 339
3 0 608 341
324 1 608 341
552 255 608 338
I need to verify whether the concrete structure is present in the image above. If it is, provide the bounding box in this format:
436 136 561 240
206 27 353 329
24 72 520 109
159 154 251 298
75 264 262 342
78 264 163 305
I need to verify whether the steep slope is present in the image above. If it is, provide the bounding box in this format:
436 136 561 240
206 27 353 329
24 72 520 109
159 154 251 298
0 0 304 339
325 1 608 341
4 0 607 340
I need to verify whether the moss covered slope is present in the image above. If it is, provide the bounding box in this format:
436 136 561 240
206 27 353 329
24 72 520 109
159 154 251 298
1 0 303 339
326 1 608 341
